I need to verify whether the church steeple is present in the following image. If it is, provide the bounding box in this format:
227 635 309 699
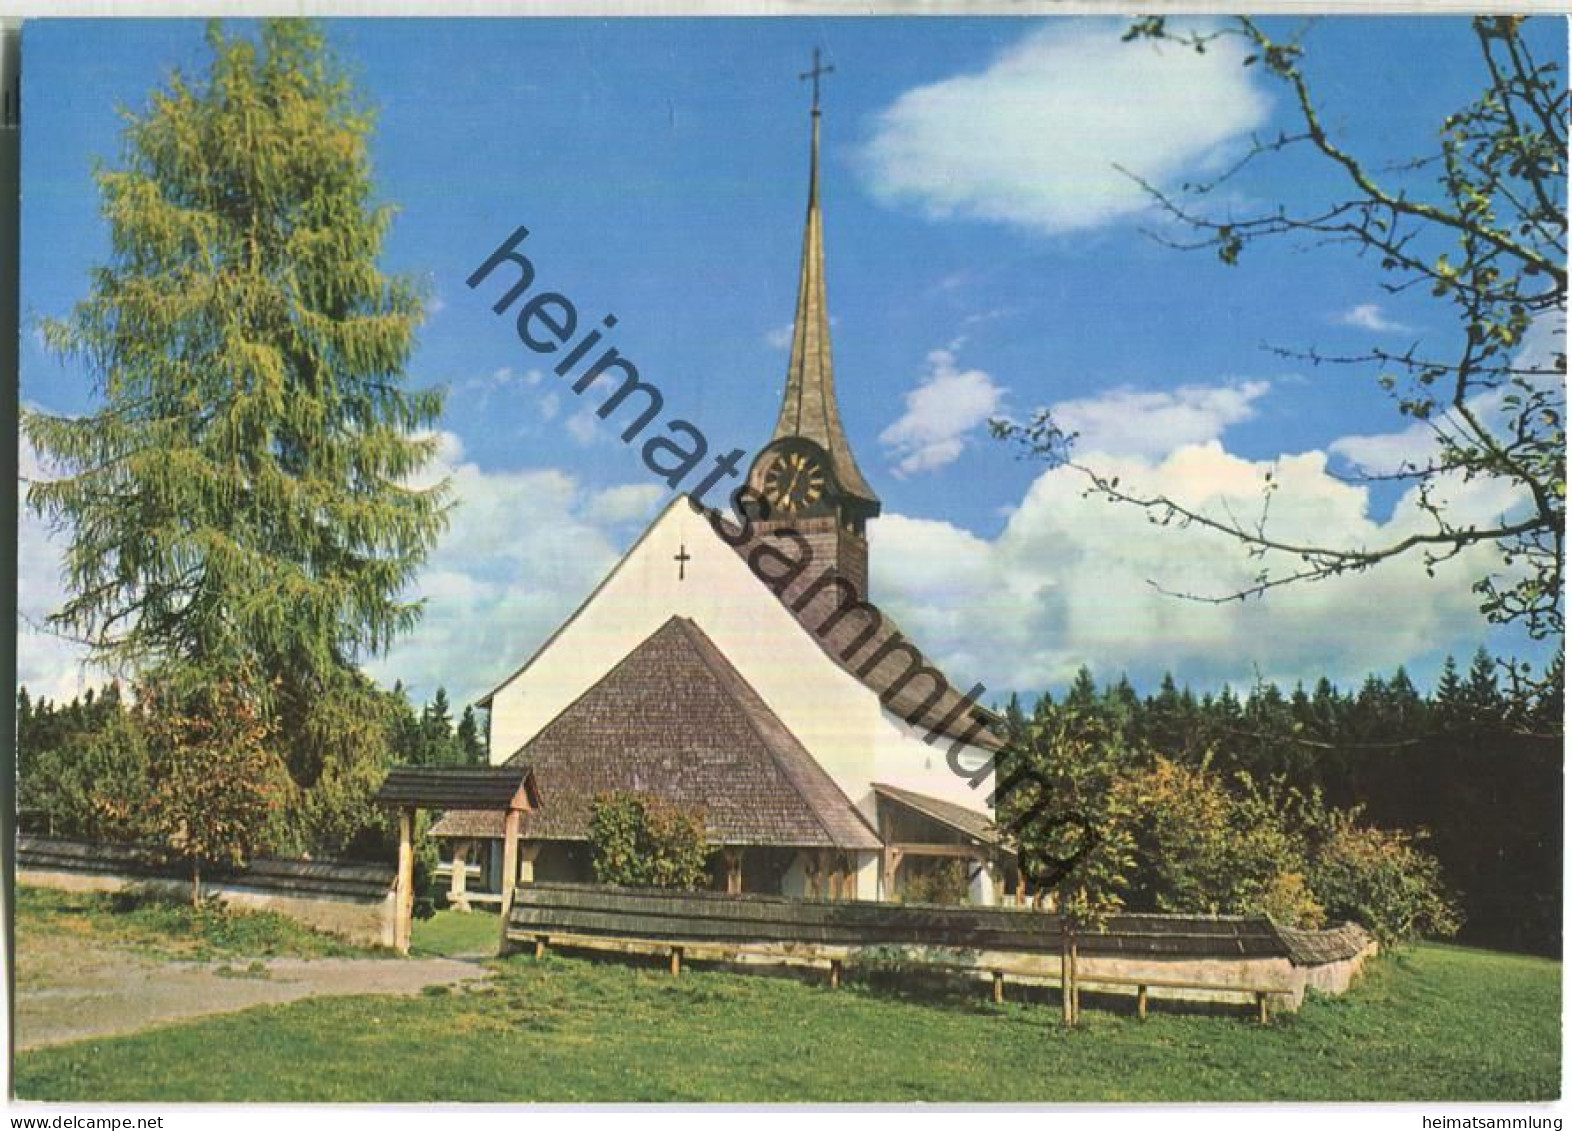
748 50 880 601
767 50 881 516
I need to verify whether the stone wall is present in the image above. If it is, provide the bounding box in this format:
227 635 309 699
17 836 398 949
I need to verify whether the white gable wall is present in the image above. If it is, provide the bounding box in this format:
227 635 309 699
872 708 997 816
485 496 993 832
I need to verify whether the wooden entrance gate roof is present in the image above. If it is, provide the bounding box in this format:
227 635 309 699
374 765 541 813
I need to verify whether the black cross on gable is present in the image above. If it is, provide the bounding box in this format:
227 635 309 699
674 543 692 581
800 47 834 114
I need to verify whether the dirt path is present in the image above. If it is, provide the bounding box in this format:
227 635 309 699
16 934 491 1051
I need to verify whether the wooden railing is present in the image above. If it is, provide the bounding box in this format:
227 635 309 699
506 883 1367 1023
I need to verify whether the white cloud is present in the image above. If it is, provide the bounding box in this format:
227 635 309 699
962 306 1015 329
1329 420 1437 477
16 440 113 702
935 269 979 293
1054 380 1268 459
880 346 1007 476
859 22 1271 236
565 406 604 446
1330 314 1564 478
871 434 1526 695
366 438 660 703
463 366 545 397
1336 303 1412 334
587 483 666 525
15 424 662 708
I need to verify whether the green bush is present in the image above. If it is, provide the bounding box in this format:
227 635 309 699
1120 758 1324 927
899 858 971 905
1308 811 1462 947
589 792 709 890
1116 756 1460 942
20 706 152 844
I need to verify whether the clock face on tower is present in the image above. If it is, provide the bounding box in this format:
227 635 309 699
761 448 829 515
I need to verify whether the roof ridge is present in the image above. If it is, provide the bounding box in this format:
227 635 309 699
500 614 690 767
707 513 1003 747
672 617 879 851
872 781 996 846
475 495 691 708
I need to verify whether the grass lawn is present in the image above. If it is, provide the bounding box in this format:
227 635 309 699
14 885 374 963
14 935 1560 1102
411 908 501 957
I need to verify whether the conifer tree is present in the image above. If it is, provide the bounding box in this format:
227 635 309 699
26 19 448 698
1434 656 1466 725
25 20 448 853
456 705 485 765
1464 647 1506 722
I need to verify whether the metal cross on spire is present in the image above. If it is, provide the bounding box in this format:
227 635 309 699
800 47 834 114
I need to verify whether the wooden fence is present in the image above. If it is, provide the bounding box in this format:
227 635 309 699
17 835 398 948
506 882 1376 1021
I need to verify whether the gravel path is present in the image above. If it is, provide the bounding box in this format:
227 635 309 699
16 935 491 1051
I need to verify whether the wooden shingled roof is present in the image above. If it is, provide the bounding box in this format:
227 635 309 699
873 782 1000 846
719 516 1005 753
1274 921 1374 965
433 617 881 851
476 498 1003 756
375 766 541 812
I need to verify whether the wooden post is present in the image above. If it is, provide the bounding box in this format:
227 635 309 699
830 959 842 989
724 848 742 895
1060 923 1074 1026
883 848 903 902
496 807 521 955
534 935 548 960
1069 937 1081 1025
992 970 1004 1005
394 807 415 955
1137 985 1148 1021
449 839 471 913
1256 991 1270 1026
520 841 540 885
670 946 683 977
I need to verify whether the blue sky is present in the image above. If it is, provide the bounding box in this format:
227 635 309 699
17 16 1565 708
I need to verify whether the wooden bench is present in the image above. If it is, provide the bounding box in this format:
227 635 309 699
1060 972 1295 1025
520 929 1293 1024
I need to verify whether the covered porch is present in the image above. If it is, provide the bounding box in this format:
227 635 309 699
873 782 1006 906
428 830 881 908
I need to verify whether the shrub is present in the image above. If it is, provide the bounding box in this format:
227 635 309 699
589 792 709 890
140 674 290 905
1121 758 1324 927
1256 871 1325 930
1309 811 1462 947
21 709 152 844
900 858 970 905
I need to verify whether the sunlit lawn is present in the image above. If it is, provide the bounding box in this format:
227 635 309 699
15 884 373 963
15 934 1560 1102
411 907 501 957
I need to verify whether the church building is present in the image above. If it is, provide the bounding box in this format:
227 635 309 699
432 71 1008 906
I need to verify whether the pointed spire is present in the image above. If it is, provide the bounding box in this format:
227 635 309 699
770 53 880 513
